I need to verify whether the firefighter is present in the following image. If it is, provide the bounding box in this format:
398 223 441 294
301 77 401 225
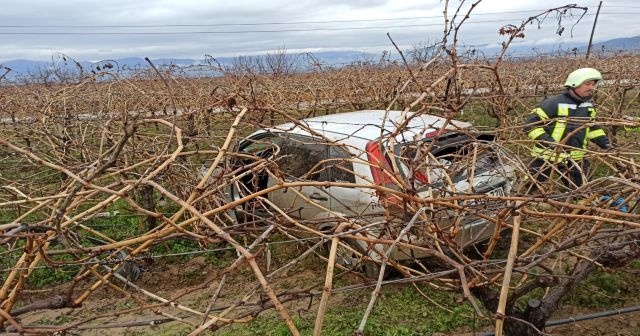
524 67 612 192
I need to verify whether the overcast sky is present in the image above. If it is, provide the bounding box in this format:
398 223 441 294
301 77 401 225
1 0 639 62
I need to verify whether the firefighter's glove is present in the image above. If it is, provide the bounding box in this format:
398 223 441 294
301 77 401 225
600 194 629 213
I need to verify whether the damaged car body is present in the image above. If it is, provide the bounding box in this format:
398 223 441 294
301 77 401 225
228 110 517 277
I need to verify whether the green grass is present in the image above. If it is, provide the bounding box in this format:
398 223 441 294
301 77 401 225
215 285 482 336
0 207 47 225
565 260 640 308
0 233 82 288
1 194 207 289
26 258 81 288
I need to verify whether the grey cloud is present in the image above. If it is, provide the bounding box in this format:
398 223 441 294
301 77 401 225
1 0 639 62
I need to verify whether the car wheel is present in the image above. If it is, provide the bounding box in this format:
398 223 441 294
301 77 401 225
362 259 387 280
321 237 389 279
464 228 511 259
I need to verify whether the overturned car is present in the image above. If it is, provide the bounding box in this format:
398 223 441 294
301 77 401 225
228 110 517 277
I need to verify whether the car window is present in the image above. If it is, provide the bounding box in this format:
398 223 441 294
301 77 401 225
277 134 356 183
238 133 283 157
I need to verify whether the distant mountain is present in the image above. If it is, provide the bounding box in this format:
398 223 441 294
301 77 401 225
205 50 376 68
1 59 50 74
0 51 378 80
1 57 202 73
491 35 640 55
463 35 640 57
473 41 584 57
591 36 640 51
1 36 638 80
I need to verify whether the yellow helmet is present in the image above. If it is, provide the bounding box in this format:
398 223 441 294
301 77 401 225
564 68 603 88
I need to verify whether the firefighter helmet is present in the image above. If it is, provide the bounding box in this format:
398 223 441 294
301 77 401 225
564 68 603 88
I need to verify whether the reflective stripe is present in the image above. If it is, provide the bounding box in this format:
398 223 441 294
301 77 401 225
533 107 549 120
531 146 585 162
570 150 585 160
587 128 606 139
588 107 596 119
559 103 577 110
551 121 566 141
528 127 547 140
531 146 569 162
551 104 570 142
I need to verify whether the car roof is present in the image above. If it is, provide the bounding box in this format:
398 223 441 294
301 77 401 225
257 110 473 150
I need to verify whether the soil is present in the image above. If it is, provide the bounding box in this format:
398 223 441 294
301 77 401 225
447 306 640 336
12 256 640 336
545 306 640 336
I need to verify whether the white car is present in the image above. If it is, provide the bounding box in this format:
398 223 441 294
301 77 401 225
229 110 516 276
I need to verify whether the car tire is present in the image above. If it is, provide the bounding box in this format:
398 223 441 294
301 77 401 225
321 237 390 279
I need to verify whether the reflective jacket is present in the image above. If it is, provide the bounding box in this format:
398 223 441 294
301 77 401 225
525 90 610 162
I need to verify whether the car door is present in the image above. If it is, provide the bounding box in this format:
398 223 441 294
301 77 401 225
268 134 338 220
